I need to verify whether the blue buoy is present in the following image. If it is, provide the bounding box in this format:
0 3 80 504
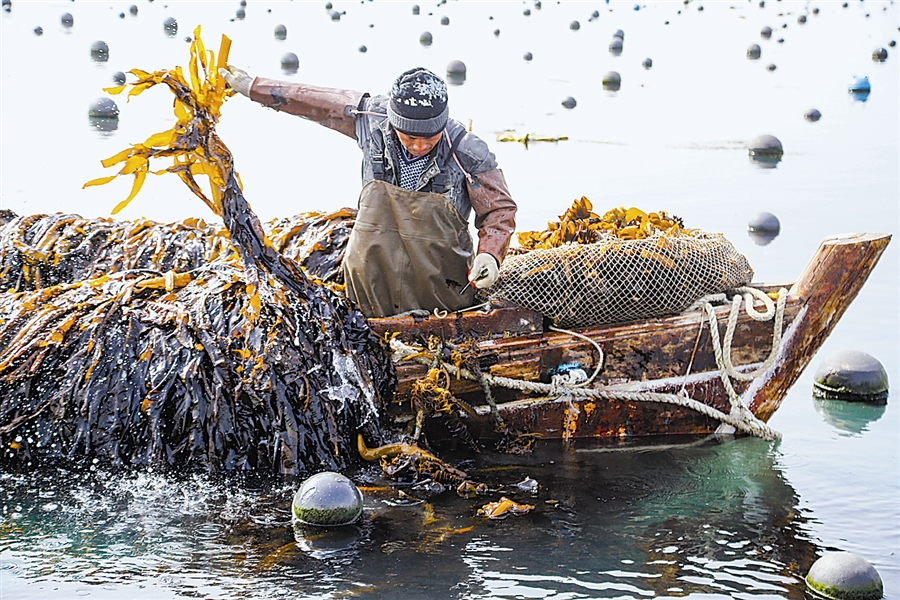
813 350 889 403
806 552 883 600
292 472 364 527
561 96 577 109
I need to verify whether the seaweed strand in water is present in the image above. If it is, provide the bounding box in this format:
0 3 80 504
0 27 394 475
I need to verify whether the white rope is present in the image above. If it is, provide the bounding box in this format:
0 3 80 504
548 325 604 387
389 286 787 441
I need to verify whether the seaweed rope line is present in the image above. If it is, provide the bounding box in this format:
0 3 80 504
390 286 786 441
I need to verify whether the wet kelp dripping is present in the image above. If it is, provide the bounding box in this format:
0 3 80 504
0 28 392 475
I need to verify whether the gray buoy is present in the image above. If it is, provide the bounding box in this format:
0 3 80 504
119 12 125 18
412 4 419 15
240 0 246 5
812 6 819 14
2 0 9 12
419 31 432 46
766 63 776 71
184 36 192 43
447 59 466 76
112 71 126 85
330 11 341 21
748 211 780 234
591 10 600 18
129 4 137 16
561 96 577 109
798 14 807 23
872 47 888 62
281 52 300 73
236 7 245 19
523 8 531 16
358 45 367 53
748 134 782 168
806 552 884 600
274 24 287 39
163 17 177 36
292 472 363 527
523 51 533 61
535 0 542 9
759 0 765 7
325 1 333 8
570 20 581 30
804 108 821 122
493 28 500 36
602 71 621 91
610 37 623 54
747 44 761 59
90 40 109 62
88 97 119 118
61 12 74 27
761 25 772 39
89 116 119 133
34 26 43 36
813 350 889 404
642 57 652 69
613 29 624 39
440 15 449 25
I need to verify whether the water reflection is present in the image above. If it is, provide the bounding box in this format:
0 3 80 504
849 90 870 103
88 116 119 133
749 154 782 169
748 229 779 246
813 398 886 436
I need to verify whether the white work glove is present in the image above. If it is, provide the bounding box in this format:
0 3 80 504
469 253 500 290
218 65 253 97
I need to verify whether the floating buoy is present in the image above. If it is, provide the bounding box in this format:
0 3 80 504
872 47 888 62
610 37 623 54
570 20 581 30
748 211 780 234
798 14 807 23
281 52 300 73
240 0 246 5
561 96 577 109
325 1 333 8
412 4 420 15
90 40 109 62
697 4 704 10
761 25 772 39
747 44 761 59
813 350 889 403
806 552 884 600
447 60 466 85
889 40 896 48
112 71 126 85
61 12 74 27
766 63 776 71
642 57 652 69
236 7 245 19
34 26 43 36
274 24 287 39
2 0 9 12
88 97 119 118
163 17 177 36
330 11 341 21
119 12 125 19
493 28 500 36
849 75 871 92
613 29 624 39
748 134 782 168
759 0 765 6
292 472 363 527
602 71 621 91
358 45 367 53
777 37 784 43
129 4 137 16
634 4 640 10
523 51 533 61
591 10 600 18
804 108 821 122
419 31 433 46
523 8 531 16
812 7 819 14
440 15 449 25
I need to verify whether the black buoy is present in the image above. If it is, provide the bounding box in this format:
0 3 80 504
747 43 761 59
236 7 245 19
777 37 784 43
872 47 888 62
570 20 580 30
698 5 704 10
797 14 807 23
274 24 287 39
642 57 652 69
813 351 889 404
88 97 119 118
358 45 367 53
766 63 776 71
493 28 500 36
602 71 621 91
61 12 74 27
447 60 466 85
890 40 897 48
419 31 433 46
812 6 819 14
804 108 821 122
90 40 109 62
281 52 300 73
842 2 848 6
561 96 577 109
523 8 531 16
112 71 126 85
129 4 138 15
523 51 533 61
34 26 43 35
535 0 542 9
759 0 765 6
609 37 623 54
761 25 772 39
119 12 125 18
240 0 247 5
440 15 449 25
163 17 177 36
331 11 341 21
412 4 420 15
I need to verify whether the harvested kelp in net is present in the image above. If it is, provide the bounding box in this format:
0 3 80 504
490 198 753 328
0 28 390 475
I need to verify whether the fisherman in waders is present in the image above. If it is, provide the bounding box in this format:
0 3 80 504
219 65 517 318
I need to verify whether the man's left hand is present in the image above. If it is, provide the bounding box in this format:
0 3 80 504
469 253 499 289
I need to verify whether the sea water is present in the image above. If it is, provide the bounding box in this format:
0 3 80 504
1 1 897 598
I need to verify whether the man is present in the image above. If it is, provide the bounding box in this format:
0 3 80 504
220 65 517 318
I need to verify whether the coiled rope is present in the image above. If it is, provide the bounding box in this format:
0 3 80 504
390 287 787 441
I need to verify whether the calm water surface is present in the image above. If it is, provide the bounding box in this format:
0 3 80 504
1 1 898 598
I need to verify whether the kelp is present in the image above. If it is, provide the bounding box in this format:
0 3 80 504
0 28 390 475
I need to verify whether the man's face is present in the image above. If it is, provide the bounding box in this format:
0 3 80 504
395 130 443 158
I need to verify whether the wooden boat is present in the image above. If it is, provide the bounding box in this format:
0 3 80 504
366 233 890 442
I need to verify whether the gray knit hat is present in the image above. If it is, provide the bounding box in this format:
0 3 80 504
387 67 449 136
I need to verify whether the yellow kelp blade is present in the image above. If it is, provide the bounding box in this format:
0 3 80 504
111 169 148 215
83 175 119 188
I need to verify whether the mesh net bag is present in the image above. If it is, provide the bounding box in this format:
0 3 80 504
487 201 753 328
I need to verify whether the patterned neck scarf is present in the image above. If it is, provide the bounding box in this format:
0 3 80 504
396 141 431 191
